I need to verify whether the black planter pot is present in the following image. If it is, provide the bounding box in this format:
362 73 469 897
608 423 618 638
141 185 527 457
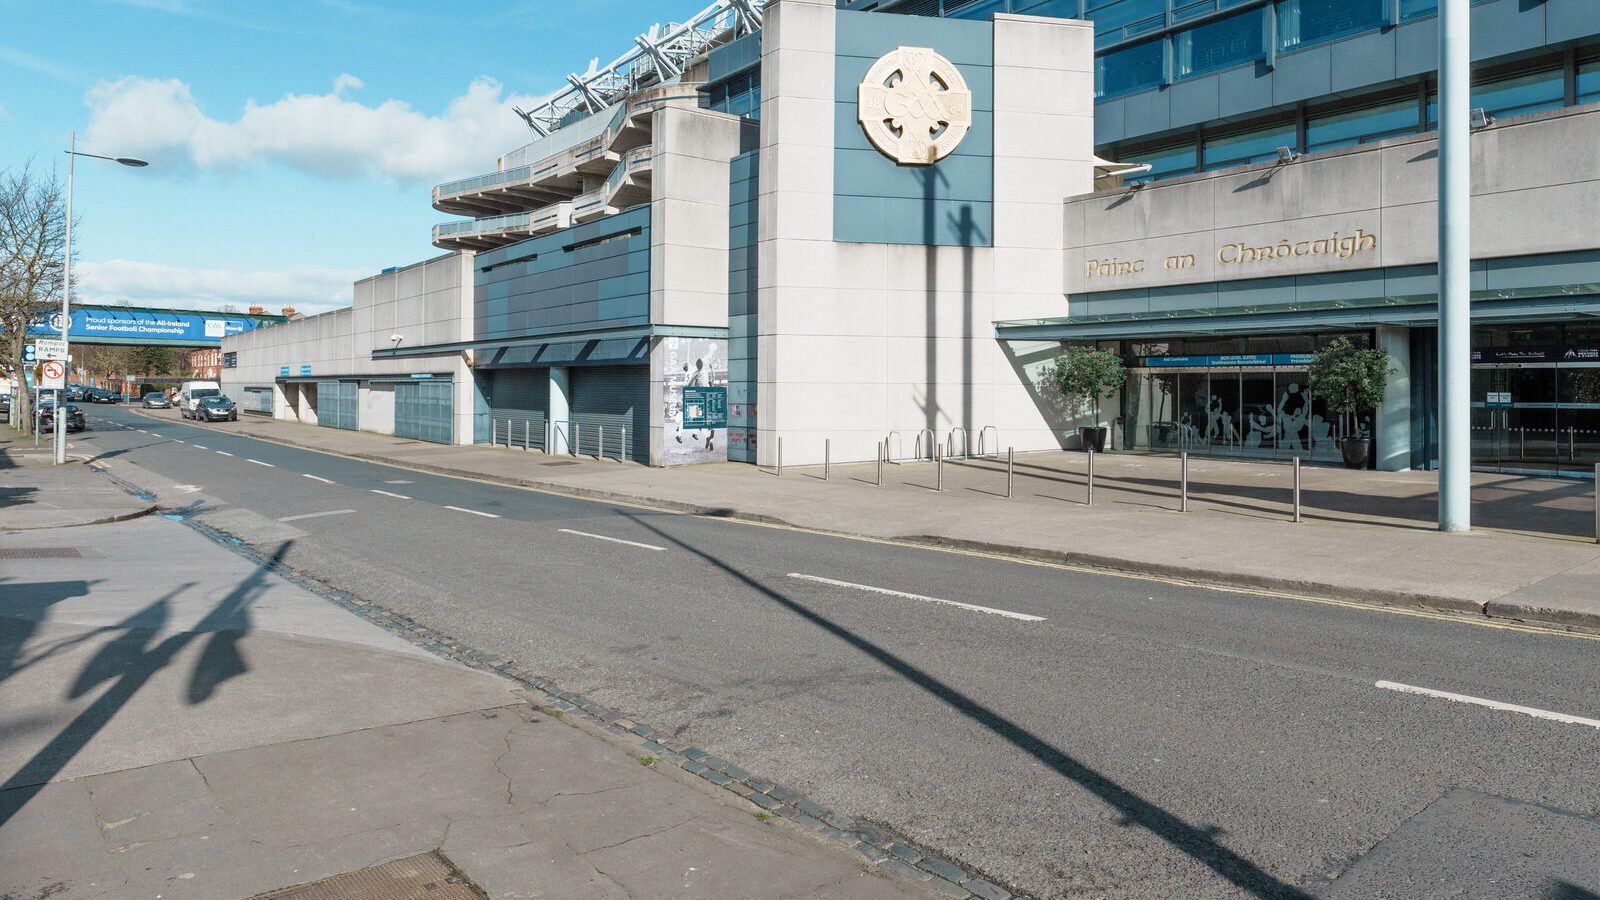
1340 437 1371 469
1080 426 1108 453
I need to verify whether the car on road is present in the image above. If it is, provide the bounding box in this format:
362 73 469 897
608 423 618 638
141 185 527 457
64 385 89 402
142 393 171 409
40 403 86 433
177 380 222 419
86 387 121 403
194 395 238 422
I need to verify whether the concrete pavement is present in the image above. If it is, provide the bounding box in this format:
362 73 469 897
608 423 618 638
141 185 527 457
146 408 1600 631
0 461 942 900
0 429 155 530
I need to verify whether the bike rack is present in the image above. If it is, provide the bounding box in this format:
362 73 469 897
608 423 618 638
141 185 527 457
978 425 999 458
947 426 969 460
885 430 904 465
914 428 936 461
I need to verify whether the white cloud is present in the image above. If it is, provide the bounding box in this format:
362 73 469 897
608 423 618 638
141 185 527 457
84 74 550 184
76 258 368 315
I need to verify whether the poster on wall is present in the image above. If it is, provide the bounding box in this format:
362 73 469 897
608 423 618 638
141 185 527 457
662 336 729 465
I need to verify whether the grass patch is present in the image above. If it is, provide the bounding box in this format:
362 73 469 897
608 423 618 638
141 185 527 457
639 755 659 766
755 811 778 822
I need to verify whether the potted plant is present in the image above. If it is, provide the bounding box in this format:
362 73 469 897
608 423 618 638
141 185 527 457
1307 337 1393 468
1043 346 1126 452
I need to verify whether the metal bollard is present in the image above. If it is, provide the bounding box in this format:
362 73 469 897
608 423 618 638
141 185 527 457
545 420 551 453
825 439 831 481
1293 456 1302 523
574 423 581 457
1086 446 1095 506
523 419 529 451
778 436 784 477
1006 447 1014 499
877 441 884 486
936 444 943 492
599 425 606 460
620 427 627 462
1180 451 1189 513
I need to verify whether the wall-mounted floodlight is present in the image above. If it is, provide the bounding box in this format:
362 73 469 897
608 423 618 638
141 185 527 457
1469 107 1494 129
390 334 404 347
1275 146 1300 164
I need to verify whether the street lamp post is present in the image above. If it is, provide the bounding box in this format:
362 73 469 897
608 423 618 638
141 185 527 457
57 131 147 464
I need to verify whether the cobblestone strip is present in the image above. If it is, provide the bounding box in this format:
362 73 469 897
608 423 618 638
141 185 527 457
169 511 1019 900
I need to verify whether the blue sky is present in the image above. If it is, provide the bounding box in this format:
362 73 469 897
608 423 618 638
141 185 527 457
0 0 672 313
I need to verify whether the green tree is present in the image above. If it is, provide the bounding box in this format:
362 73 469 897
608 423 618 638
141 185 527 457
1042 346 1126 422
0 164 70 435
1307 337 1394 437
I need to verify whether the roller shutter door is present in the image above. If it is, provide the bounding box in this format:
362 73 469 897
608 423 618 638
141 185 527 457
318 380 358 431
488 369 549 449
395 380 453 444
571 366 648 462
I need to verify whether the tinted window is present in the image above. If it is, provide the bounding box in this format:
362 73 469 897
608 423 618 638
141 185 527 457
1175 7 1265 80
1096 39 1165 99
1277 0 1386 53
1307 97 1420 152
1203 122 1297 168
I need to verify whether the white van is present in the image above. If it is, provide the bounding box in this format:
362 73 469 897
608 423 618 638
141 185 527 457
177 380 222 419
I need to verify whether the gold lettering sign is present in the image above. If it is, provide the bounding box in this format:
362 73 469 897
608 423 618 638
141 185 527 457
858 46 973 165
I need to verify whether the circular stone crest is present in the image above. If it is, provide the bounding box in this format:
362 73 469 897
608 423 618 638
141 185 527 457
857 46 973 165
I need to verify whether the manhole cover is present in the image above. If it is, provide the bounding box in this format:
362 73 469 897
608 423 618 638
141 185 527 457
0 548 82 559
248 852 481 899
542 460 581 466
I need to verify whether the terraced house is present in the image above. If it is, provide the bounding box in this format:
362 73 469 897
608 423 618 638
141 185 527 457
225 0 1600 476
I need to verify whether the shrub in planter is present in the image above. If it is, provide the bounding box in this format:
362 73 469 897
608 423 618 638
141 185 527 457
1306 337 1394 468
1042 347 1126 451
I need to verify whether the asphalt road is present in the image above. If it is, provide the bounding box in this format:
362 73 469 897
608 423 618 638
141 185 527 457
68 405 1600 899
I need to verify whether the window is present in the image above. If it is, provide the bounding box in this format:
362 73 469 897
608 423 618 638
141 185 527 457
1306 97 1420 151
946 0 1008 19
1276 0 1386 53
1578 58 1600 107
1175 7 1266 80
1203 122 1296 168
1427 67 1564 125
222 352 237 369
1014 0 1080 16
1096 38 1165 98
1085 0 1166 48
1124 142 1199 182
1399 0 1436 21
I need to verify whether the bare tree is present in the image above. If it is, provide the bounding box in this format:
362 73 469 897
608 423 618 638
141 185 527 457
0 164 70 435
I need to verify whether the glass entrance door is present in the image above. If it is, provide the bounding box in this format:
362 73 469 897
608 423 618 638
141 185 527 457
1471 366 1560 473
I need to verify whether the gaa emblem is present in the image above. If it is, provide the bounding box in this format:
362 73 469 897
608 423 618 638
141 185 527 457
857 46 972 165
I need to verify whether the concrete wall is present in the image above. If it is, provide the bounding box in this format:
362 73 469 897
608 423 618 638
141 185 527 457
221 252 476 443
1066 105 1600 299
648 106 749 329
755 0 1096 465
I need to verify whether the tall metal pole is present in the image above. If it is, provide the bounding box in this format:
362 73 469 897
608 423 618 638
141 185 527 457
1437 0 1471 532
56 133 74 465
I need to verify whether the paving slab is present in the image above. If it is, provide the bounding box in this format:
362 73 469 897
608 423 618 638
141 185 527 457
0 431 154 530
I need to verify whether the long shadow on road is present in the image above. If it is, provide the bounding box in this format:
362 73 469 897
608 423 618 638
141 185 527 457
625 513 1313 899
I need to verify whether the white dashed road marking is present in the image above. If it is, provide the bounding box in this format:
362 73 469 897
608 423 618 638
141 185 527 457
278 509 358 523
370 489 411 500
1375 681 1600 730
557 529 665 551
786 573 1046 622
216 451 233 457
445 505 500 519
302 474 335 484
247 459 274 468
193 445 208 450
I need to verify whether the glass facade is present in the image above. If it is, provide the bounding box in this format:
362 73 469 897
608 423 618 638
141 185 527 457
707 71 761 119
1174 7 1266 79
1095 38 1165 98
1427 66 1565 124
1466 323 1600 476
1581 58 1600 106
1275 0 1386 53
1202 121 1295 168
1306 98 1421 152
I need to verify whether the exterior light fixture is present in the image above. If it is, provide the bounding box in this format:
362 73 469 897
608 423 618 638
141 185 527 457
1469 107 1494 128
1275 146 1300 164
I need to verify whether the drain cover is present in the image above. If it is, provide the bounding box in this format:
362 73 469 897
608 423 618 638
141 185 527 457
0 548 82 559
249 852 481 899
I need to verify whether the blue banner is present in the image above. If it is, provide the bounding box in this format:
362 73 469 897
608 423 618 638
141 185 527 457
1143 353 1314 368
27 308 263 345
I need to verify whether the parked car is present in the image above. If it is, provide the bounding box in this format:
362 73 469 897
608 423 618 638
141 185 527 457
86 387 120 404
40 403 86 433
0 394 10 423
178 380 222 419
64 385 89 402
142 393 171 409
194 395 237 422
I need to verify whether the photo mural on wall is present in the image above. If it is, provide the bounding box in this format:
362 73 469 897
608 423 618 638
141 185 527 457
661 336 729 465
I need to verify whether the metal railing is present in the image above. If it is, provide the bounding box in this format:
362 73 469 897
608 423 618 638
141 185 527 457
435 164 534 201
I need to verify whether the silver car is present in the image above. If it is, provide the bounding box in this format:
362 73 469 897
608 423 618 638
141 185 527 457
142 393 171 409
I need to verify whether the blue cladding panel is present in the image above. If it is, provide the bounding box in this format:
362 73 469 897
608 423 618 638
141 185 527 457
473 206 651 340
728 148 760 462
834 9 994 247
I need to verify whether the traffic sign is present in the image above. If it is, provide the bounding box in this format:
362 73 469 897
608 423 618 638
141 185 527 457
34 338 68 361
40 359 66 390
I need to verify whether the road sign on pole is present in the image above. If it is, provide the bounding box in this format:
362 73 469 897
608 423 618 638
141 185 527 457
35 338 69 361
40 359 66 390
23 344 36 364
